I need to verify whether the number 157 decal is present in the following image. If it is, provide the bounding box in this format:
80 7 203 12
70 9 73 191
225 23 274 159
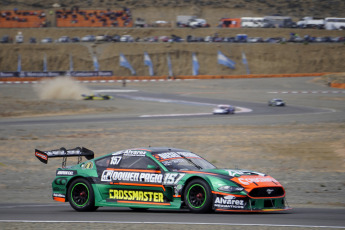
163 173 185 185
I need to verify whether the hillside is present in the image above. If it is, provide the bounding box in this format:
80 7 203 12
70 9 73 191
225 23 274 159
1 27 345 76
1 0 345 76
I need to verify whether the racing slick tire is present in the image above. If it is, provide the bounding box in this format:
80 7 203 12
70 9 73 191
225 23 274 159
184 179 213 213
67 178 98 212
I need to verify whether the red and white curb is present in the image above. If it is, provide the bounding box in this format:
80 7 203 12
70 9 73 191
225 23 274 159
268 91 345 94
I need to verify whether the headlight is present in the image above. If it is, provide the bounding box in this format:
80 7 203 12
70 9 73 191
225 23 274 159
218 186 244 192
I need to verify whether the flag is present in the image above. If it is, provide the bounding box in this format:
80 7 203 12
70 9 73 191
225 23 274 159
69 53 74 71
43 53 47 71
17 54 21 72
167 54 173 77
242 51 250 74
120 53 136 75
192 53 199 76
144 52 154 76
217 51 235 69
93 55 99 71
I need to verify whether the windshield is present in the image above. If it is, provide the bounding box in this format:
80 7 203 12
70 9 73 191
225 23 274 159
153 151 216 172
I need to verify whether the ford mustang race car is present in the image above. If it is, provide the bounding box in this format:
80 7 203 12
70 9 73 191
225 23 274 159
268 98 285 106
213 105 235 115
35 147 290 213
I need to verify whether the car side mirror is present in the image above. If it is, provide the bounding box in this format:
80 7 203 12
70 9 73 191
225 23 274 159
147 164 158 170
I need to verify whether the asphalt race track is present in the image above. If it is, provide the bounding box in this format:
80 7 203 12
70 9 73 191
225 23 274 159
1 77 345 229
0 84 342 127
1 203 345 228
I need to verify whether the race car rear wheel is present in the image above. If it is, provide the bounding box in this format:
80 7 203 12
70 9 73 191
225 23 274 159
184 179 212 213
67 178 98 212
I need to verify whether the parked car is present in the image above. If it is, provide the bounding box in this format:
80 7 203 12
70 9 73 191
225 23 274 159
29 37 37 43
41 38 53 43
96 35 107 42
81 35 95 42
247 37 264 43
71 37 80 42
120 35 134 42
57 36 70 43
111 35 121 42
0 35 11 43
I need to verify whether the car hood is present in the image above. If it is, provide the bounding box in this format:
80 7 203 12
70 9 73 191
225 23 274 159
213 108 227 112
201 168 282 188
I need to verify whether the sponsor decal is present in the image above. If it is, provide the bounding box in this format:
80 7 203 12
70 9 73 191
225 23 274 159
227 170 265 177
83 161 93 169
123 150 147 156
53 193 65 198
35 152 47 160
109 189 164 203
101 170 163 183
238 176 278 186
156 152 199 160
0 72 17 77
112 151 123 156
214 195 247 209
0 71 113 78
56 170 76 176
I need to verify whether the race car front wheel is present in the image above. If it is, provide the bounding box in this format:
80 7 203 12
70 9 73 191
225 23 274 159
184 179 212 213
67 178 98 212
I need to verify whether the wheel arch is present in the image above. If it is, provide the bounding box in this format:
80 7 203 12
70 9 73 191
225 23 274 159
65 175 93 202
181 176 214 201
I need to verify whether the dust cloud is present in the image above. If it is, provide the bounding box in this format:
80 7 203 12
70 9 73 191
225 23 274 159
34 77 91 100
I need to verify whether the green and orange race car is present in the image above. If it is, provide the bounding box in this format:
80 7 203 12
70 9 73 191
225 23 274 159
35 147 291 213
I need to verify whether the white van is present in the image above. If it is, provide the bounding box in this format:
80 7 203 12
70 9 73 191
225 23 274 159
15 32 23 43
240 17 264 28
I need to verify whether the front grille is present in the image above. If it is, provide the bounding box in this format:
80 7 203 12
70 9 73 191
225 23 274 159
249 187 284 197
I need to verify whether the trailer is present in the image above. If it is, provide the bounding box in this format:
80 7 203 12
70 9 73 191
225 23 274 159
176 15 208 27
176 15 196 27
297 17 324 29
325 17 345 30
263 16 295 28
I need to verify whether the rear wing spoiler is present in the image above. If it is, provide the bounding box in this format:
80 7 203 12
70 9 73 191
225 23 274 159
35 147 94 168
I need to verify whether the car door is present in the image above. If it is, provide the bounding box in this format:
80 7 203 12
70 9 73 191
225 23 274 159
99 150 169 206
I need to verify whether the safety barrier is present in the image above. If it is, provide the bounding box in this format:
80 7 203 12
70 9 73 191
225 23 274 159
0 72 336 84
331 83 345 89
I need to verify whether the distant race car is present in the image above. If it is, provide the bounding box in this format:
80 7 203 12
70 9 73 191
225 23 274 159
35 146 291 213
213 105 235 114
268 98 286 106
82 94 113 100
